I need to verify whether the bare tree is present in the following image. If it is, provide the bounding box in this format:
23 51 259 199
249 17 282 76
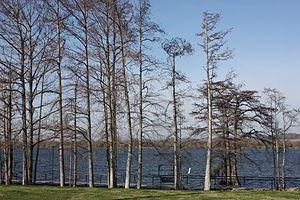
72 79 79 186
112 0 135 189
33 72 45 183
197 12 232 190
212 77 268 186
62 0 95 187
280 107 299 190
263 88 284 190
44 0 68 187
134 0 163 189
0 0 49 185
263 88 299 190
55 0 65 187
0 60 14 185
162 37 192 189
88 0 119 188
0 0 29 185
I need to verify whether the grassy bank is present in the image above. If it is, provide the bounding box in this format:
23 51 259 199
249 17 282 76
0 185 299 200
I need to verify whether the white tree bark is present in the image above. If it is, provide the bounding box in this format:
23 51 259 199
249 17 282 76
56 2 65 186
172 56 180 190
204 21 212 190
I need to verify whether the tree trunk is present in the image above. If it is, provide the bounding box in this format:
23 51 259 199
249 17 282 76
225 129 230 185
21 38 29 185
108 77 117 188
33 76 45 183
100 66 110 187
275 135 281 190
172 56 181 190
73 82 78 187
85 32 94 188
230 120 240 186
5 79 13 185
82 9 94 188
281 131 286 190
28 26 34 184
69 148 72 186
204 26 212 191
271 128 278 190
56 2 65 186
104 21 113 188
106 26 117 188
118 28 133 189
111 27 118 188
137 5 143 188
204 86 213 190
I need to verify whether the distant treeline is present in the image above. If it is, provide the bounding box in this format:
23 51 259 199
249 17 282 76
6 135 299 149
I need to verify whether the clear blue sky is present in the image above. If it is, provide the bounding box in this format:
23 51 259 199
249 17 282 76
150 0 300 108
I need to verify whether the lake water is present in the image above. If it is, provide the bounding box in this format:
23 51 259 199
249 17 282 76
7 148 300 188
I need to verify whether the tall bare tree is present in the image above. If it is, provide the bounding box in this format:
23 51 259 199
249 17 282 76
197 12 232 190
112 0 135 189
0 0 34 185
263 88 284 190
263 88 299 190
62 0 95 187
162 37 192 189
56 0 66 187
45 0 68 187
135 0 163 189
88 0 119 188
0 60 14 185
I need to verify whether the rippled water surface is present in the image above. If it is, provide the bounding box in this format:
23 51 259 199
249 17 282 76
9 148 300 188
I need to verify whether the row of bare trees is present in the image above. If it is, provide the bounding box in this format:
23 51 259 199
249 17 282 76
193 12 299 190
0 0 165 188
0 0 298 191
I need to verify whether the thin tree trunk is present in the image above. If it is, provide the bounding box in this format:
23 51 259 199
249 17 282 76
232 150 240 186
3 105 7 184
56 1 65 186
21 37 29 185
102 4 117 188
204 24 212 190
85 49 94 188
0 141 3 184
82 10 94 188
104 20 114 188
28 26 34 184
69 148 72 186
107 74 117 189
172 56 180 190
225 129 230 185
271 138 277 189
107 88 114 189
204 86 212 190
8 82 13 185
118 28 133 189
73 82 78 187
33 76 45 183
100 65 110 187
4 99 9 184
232 122 240 187
275 135 280 190
270 106 278 190
5 78 13 185
106 28 117 189
111 25 118 188
137 3 143 188
282 131 286 190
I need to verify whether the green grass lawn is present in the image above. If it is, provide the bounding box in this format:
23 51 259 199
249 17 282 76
0 185 299 200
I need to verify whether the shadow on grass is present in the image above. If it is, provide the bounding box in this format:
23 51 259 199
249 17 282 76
115 192 204 200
